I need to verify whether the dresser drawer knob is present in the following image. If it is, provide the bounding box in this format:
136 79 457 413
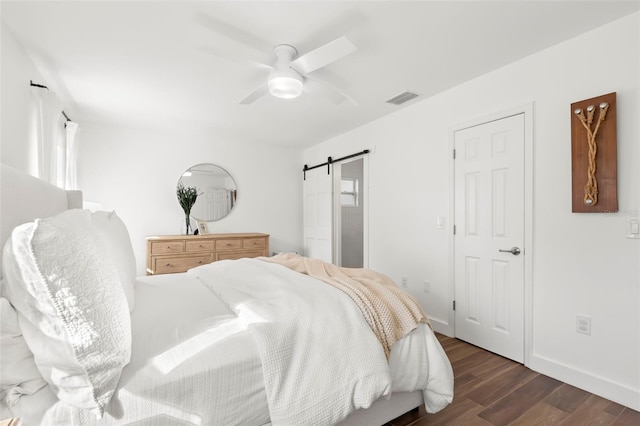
198 261 203 264
226 243 231 246
165 263 171 266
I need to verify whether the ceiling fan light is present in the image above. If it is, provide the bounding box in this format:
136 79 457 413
268 75 303 99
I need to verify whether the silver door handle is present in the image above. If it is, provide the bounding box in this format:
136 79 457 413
499 246 521 256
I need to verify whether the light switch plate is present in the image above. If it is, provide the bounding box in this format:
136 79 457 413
626 217 640 239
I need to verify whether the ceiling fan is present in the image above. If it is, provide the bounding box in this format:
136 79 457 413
239 36 357 105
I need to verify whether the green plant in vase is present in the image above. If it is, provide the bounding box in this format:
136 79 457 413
176 183 199 235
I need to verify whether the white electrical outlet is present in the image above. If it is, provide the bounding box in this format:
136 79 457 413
423 281 430 293
400 276 408 288
576 315 591 335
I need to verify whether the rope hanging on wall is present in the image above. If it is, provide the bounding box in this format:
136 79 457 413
573 102 609 206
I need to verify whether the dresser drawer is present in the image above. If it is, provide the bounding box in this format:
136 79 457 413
243 238 266 250
186 240 214 252
153 254 213 274
150 241 184 254
216 239 242 251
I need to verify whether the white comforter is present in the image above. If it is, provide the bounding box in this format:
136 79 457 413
189 258 453 425
190 259 392 425
9 259 453 425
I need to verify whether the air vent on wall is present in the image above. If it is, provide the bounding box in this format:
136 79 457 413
385 91 419 105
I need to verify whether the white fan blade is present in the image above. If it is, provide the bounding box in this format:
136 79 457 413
291 36 356 75
239 83 269 105
304 76 356 106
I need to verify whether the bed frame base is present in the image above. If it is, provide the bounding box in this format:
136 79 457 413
337 390 424 426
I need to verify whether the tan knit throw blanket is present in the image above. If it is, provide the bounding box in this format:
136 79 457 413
260 253 429 360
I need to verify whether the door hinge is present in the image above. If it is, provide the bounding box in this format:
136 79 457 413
453 225 457 235
453 149 456 159
453 300 456 311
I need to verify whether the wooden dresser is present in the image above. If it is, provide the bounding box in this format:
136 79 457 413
146 233 269 275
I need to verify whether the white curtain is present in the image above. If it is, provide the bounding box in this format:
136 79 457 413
64 121 79 189
31 86 79 189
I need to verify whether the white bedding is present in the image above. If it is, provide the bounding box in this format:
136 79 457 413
9 261 453 425
189 258 453 425
190 258 392 425
10 273 270 426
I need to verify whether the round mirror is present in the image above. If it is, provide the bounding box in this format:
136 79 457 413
177 163 237 221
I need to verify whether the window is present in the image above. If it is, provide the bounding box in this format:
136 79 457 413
341 178 359 207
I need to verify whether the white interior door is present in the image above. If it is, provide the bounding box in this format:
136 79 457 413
303 167 333 262
454 113 525 363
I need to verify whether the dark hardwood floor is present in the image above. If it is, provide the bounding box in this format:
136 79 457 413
387 333 640 425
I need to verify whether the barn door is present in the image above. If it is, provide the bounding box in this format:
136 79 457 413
303 166 333 263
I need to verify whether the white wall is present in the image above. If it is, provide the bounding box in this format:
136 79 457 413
0 20 304 276
0 21 44 175
76 123 303 275
304 13 639 410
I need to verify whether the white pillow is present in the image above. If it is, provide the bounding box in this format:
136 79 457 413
0 297 48 406
2 209 131 418
91 210 136 312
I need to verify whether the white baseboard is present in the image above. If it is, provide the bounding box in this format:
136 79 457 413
428 317 453 337
529 353 640 411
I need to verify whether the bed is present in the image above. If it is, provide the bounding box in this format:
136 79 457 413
0 163 453 426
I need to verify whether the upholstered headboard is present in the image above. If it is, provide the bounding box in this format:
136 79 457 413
0 163 82 278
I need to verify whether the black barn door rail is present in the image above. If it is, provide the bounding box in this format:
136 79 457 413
303 149 370 180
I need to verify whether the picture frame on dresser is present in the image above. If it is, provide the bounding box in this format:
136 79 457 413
196 219 209 235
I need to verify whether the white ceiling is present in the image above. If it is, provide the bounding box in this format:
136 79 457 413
2 1 638 148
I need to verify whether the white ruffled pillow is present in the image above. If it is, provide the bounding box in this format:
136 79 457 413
0 297 48 406
91 210 136 312
2 209 131 418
